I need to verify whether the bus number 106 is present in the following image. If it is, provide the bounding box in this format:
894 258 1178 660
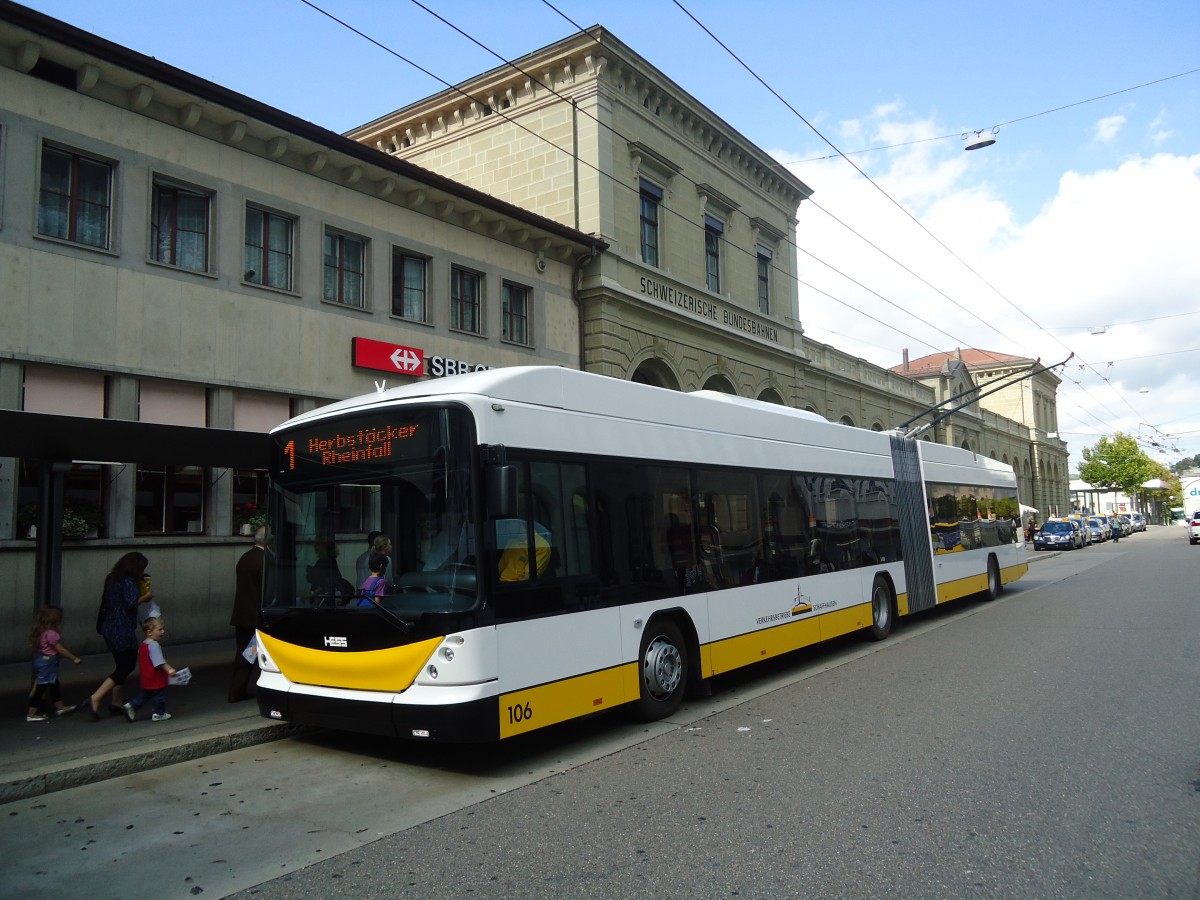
507 702 533 725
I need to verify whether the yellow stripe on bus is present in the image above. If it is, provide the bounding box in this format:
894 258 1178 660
1001 562 1028 584
259 632 442 692
937 573 989 603
938 561 1028 603
708 614 823 675
818 603 875 641
499 664 632 738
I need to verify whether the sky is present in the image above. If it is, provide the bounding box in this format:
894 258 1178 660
20 0 1200 471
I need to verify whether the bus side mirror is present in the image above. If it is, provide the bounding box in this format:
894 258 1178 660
488 465 517 519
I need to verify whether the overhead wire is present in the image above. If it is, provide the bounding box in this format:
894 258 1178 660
304 0 1176 442
298 0 974 356
666 0 1167 435
771 65 1200 165
408 0 978 353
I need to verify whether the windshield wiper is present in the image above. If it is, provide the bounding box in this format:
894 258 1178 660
373 602 416 633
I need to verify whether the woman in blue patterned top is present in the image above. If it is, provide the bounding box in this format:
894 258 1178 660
86 552 155 720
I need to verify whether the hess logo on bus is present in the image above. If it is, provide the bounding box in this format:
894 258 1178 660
324 636 348 648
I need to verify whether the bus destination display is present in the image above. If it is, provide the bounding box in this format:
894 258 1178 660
276 414 431 477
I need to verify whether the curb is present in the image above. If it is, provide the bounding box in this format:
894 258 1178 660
0 721 305 805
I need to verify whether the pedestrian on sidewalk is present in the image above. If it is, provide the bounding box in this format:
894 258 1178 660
87 552 155 721
26 605 81 722
122 616 176 722
228 526 268 703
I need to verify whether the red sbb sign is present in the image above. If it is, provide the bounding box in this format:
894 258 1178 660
352 337 425 376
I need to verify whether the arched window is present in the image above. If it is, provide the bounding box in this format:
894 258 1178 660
702 374 736 395
630 359 680 391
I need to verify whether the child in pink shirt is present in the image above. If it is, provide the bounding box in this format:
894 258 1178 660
26 605 82 722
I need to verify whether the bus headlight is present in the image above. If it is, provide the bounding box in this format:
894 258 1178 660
256 640 280 673
440 646 455 662
427 664 439 679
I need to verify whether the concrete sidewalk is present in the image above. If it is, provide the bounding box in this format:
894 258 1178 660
2 545 1053 804
0 637 297 804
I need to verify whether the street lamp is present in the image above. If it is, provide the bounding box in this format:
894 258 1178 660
964 128 998 151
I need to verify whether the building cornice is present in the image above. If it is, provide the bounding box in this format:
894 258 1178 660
345 26 814 215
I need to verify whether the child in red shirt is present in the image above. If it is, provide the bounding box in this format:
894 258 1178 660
122 617 177 722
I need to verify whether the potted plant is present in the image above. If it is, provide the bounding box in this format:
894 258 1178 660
62 499 102 539
233 502 267 535
16 503 38 539
15 501 101 539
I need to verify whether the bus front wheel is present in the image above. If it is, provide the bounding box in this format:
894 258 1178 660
634 618 688 721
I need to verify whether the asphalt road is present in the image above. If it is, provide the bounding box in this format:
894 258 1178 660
5 528 1198 899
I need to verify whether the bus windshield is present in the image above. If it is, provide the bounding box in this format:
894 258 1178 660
266 405 479 616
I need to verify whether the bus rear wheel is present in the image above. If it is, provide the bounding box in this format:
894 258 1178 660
983 555 1001 601
634 618 688 721
867 575 894 641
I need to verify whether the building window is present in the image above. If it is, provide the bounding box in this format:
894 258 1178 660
16 460 105 540
392 249 427 320
232 469 268 535
151 181 210 272
38 145 112 248
323 229 365 307
639 178 662 267
451 266 481 334
704 215 723 293
135 465 205 534
502 281 530 345
244 206 293 291
757 245 772 314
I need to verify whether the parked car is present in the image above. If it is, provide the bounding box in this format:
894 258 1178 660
1077 517 1093 545
1129 513 1146 532
1086 516 1110 542
1034 520 1082 551
1189 511 1200 545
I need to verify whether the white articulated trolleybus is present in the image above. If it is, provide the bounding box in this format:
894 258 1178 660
255 366 1027 741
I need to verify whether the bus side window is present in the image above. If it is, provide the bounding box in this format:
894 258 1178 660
530 461 593 578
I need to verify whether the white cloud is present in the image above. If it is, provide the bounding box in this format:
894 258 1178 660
1093 114 1126 143
782 102 1200 469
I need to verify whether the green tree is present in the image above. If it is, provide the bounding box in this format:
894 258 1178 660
1079 432 1159 495
1144 459 1182 506
1170 453 1200 475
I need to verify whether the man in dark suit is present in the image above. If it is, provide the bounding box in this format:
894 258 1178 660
228 526 268 702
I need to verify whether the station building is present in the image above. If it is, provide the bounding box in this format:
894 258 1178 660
0 7 1067 661
0 5 602 660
